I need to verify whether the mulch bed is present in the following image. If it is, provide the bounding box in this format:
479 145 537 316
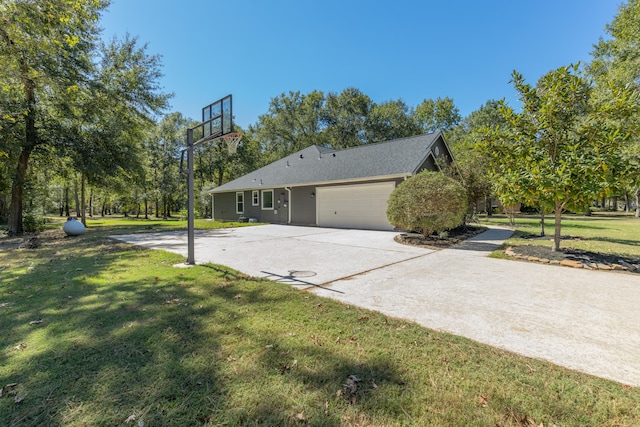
394 225 487 249
395 226 640 275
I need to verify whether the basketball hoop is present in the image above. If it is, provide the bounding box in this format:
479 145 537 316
221 132 243 154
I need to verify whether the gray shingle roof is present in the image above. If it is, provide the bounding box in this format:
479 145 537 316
210 132 444 193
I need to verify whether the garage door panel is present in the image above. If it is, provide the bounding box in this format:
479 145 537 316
317 182 395 230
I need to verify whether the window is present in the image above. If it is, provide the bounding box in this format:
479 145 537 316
261 190 274 210
236 192 244 214
252 190 259 206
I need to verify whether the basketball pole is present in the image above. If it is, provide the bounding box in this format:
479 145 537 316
186 127 195 265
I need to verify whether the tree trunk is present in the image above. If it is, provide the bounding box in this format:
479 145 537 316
5 34 37 235
80 173 86 226
635 188 640 218
539 207 545 237
624 192 630 213
8 149 31 235
144 198 149 219
89 188 93 217
552 200 563 252
73 177 81 218
64 186 70 217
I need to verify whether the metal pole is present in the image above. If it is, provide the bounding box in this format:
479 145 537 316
187 128 195 264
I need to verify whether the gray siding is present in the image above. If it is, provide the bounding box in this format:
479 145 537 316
290 186 317 225
416 155 437 173
213 189 290 223
213 192 237 221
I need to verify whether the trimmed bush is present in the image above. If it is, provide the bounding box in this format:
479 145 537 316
387 171 468 236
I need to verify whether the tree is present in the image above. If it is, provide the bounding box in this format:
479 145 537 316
321 87 372 149
63 35 169 225
447 100 505 216
589 0 640 217
0 0 108 234
256 90 327 160
480 65 638 251
146 113 189 218
413 97 461 133
386 171 467 236
364 99 421 143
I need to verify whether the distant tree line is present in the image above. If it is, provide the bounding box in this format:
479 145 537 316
1 0 638 243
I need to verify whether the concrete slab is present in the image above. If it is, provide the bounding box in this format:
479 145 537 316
112 224 640 386
111 225 428 288
312 228 640 387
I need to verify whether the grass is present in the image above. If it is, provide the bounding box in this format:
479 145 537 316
481 211 640 258
1 216 639 426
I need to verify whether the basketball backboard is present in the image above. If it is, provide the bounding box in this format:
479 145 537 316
192 94 233 143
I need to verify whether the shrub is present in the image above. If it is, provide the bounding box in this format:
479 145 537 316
22 212 46 232
387 171 467 236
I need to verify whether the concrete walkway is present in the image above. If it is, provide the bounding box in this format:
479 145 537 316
112 225 640 386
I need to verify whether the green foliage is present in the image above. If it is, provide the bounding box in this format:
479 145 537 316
478 64 639 251
21 210 45 232
414 96 461 133
589 0 640 215
363 99 422 143
321 87 372 149
447 100 506 211
387 171 467 236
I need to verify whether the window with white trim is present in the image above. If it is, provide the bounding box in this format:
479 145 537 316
261 190 274 210
252 190 259 206
236 192 244 214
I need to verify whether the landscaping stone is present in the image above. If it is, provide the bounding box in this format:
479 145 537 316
560 259 584 269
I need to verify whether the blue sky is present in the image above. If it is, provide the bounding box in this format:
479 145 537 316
100 0 621 129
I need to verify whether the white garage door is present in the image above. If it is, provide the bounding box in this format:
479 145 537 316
317 182 396 230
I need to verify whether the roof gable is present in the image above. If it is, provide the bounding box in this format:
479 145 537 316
211 132 452 192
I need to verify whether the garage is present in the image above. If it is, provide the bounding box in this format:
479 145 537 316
317 182 396 230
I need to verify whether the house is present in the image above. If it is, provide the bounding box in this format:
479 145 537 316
209 131 454 230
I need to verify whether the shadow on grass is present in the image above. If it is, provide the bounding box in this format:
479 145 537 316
0 232 406 426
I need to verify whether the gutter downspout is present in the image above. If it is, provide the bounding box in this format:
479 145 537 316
285 187 292 224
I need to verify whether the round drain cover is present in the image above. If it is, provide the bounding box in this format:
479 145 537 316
289 270 316 278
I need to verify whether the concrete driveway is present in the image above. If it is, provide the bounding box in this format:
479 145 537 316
112 224 640 386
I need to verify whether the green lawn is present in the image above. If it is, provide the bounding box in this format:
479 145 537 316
1 217 638 426
481 212 640 258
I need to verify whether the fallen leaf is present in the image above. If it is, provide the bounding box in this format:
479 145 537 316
293 412 306 421
234 294 242 299
1 383 18 398
14 395 24 404
13 343 27 351
125 414 136 423
478 394 489 408
28 319 43 325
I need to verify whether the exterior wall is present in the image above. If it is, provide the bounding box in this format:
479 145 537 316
213 188 289 223
213 192 237 221
416 155 437 173
290 186 317 225
258 188 289 224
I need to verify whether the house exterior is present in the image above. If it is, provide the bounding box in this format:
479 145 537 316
209 132 454 231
